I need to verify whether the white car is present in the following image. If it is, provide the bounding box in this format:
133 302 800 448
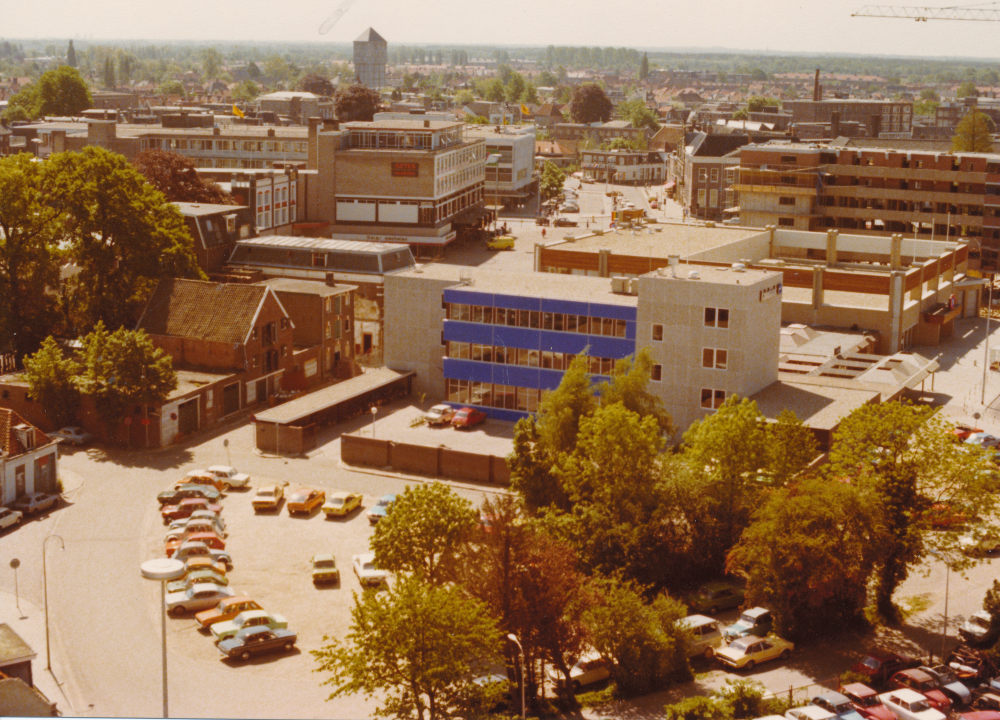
50 426 94 446
206 465 250 491
960 610 993 643
785 707 836 720
165 583 234 615
0 506 23 531
424 405 455 426
352 553 388 587
679 614 724 658
562 651 610 691
878 689 947 720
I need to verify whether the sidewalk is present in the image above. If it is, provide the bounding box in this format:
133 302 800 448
0 589 77 716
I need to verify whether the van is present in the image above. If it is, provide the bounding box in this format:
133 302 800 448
680 614 724 659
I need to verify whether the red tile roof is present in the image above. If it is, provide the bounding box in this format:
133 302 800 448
136 279 269 345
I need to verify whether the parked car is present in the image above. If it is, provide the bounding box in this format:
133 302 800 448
217 626 297 662
889 670 952 713
161 497 223 524
553 217 578 227
287 487 325 515
561 204 580 213
424 404 456 426
954 425 985 441
679 614 723 658
50 426 94 446
921 665 973 706
878 689 947 720
366 495 396 524
0 506 23 531
353 552 388 587
196 596 264 630
322 492 362 517
252 482 286 512
166 530 225 558
535 216 551 226
165 518 227 543
811 690 867 720
842 683 897 720
715 634 793 671
961 611 996 645
961 532 1000 556
175 469 227 493
452 407 487 429
557 651 610 691
852 651 921 688
165 569 229 595
785 707 836 720
487 235 515 251
13 492 58 515
312 554 340 584
165 583 234 615
205 466 251 491
182 556 228 577
157 485 221 506
168 510 226 535
688 580 746 614
212 609 288 643
172 540 233 570
724 607 773 643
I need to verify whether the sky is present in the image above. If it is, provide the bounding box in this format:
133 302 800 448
8 0 1000 60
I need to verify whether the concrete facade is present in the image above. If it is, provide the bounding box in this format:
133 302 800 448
0 411 58 507
353 28 387 89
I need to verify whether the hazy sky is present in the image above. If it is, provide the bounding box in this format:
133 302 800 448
8 0 1000 60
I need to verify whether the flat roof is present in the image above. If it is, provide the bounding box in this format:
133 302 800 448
343 120 463 131
124 126 309 138
549 223 763 258
174 202 246 216
397 264 639 306
253 368 414 425
655 264 778 285
0 623 36 666
237 236 410 255
260 278 355 295
751 379 881 431
781 285 890 310
170 369 233 401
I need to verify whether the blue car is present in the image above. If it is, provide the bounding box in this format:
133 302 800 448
366 495 396 525
812 691 867 720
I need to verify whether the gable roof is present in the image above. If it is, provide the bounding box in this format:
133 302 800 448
0 409 49 457
136 279 271 345
355 27 386 43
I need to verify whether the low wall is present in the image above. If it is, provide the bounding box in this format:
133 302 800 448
341 435 510 486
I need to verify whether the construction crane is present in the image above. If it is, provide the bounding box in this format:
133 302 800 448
852 3 1000 21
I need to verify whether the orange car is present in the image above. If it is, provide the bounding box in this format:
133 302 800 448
176 470 227 493
166 531 226 557
183 556 227 576
196 595 265 630
287 486 325 516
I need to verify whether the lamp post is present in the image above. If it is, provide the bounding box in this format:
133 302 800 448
928 549 952 661
43 535 64 672
370 406 378 438
507 633 526 720
984 278 995 405
141 558 185 718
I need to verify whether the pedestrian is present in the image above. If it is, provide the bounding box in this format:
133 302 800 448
542 228 546 239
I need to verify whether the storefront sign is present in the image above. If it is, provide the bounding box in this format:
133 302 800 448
392 162 419 177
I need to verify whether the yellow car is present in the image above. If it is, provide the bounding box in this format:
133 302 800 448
486 235 515 251
322 492 362 517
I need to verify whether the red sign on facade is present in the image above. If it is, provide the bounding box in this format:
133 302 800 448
391 162 419 177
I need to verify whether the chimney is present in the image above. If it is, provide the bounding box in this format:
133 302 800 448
213 127 220 136
424 119 430 128
868 114 881 138
831 111 841 137
813 69 821 102
325 272 336 287
267 127 275 137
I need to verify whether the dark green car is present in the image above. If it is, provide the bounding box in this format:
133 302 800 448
687 582 745 615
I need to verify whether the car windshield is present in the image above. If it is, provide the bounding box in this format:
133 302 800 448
730 639 750 652
852 695 877 707
363 562 377 571
316 559 335 568
861 657 880 670
739 613 757 624
377 498 391 507
259 489 274 497
910 701 930 712
972 616 991 629
331 498 344 506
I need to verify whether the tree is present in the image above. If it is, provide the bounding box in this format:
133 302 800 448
231 80 259 103
335 85 381 122
0 153 68 359
58 147 204 331
584 577 691 697
766 410 819 485
201 48 222 79
133 149 236 205
157 79 184 97
569 83 613 124
102 56 116 89
313 576 503 720
727 478 879 640
453 89 474 106
639 53 649 80
615 98 660 131
953 110 996 153
595 348 673 435
538 160 568 206
369 482 478 585
298 73 335 96
537 70 558 88
478 77 505 103
4 66 92 120
66 40 76 68
247 61 261 78
957 80 979 98
732 108 749 121
746 95 779 113
263 54 291 82
78 323 177 434
23 337 82 429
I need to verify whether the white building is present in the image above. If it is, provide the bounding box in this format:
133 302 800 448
1 410 58 506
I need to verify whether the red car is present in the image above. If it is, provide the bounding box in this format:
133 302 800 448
852 651 920 688
842 683 897 720
954 425 984 441
161 498 223 524
166 530 226 557
451 407 487 429
890 669 953 713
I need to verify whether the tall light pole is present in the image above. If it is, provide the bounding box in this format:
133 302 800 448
928 549 952 661
370 406 378 438
43 535 64 672
507 633 526 720
141 558 185 718
984 279 995 405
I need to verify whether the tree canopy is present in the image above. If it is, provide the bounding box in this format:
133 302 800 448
297 73 336 96
568 83 613 124
133 149 236 205
3 66 91 121
335 85 382 122
23 337 82 429
953 110 996 153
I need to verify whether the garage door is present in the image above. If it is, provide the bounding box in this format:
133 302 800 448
223 382 241 417
178 398 199 434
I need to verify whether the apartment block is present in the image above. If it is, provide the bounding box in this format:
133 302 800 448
784 99 913 137
580 149 668 185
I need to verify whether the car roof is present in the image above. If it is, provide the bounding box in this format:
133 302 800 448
815 691 851 704
792 707 836 720
356 552 375 562
680 614 718 629
842 683 877 697
897 669 933 681
191 582 229 594
744 607 770 618
313 553 335 563
221 595 254 606
328 491 352 499
882 688 928 702
234 609 269 621
207 465 234 472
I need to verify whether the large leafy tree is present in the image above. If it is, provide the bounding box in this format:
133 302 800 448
0 153 67 358
568 83 613 124
727 478 880 640
313 576 503 720
231 80 259 103
22 336 82 429
335 85 382 122
298 73 336 96
369 482 478 586
3 66 92 120
538 160 567 205
78 323 177 434
133 149 236 205
615 98 660 132
953 110 995 153
59 147 203 331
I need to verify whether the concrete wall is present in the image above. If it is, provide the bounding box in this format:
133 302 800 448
340 434 510 485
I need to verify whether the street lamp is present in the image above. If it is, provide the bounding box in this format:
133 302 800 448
370 406 378 438
928 549 952 661
141 558 185 718
43 535 64 672
507 633 526 720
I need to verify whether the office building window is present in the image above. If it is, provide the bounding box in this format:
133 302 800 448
778 218 795 226
701 388 726 409
651 364 662 382
704 307 729 328
702 348 728 370
698 168 707 181
779 197 796 206
652 324 663 341
710 168 719 182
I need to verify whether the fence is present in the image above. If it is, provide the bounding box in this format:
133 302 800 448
763 677 841 710
341 434 510 486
